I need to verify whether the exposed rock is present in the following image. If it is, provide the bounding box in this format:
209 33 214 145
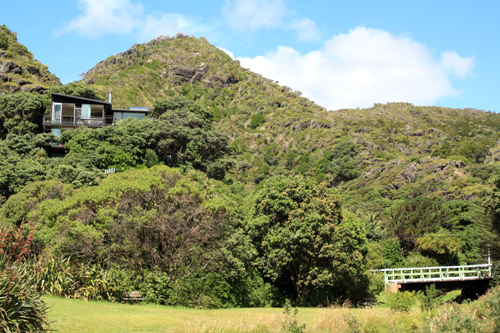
189 65 209 84
293 119 331 132
171 65 197 82
433 164 448 172
0 61 22 74
208 74 239 88
159 70 169 79
169 64 209 84
387 160 404 166
9 85 20 93
0 74 6 82
21 85 47 93
401 171 416 182
16 79 30 86
86 78 97 84
309 120 331 129
406 162 418 172
26 65 39 75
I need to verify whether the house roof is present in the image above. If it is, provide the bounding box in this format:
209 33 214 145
112 108 153 113
51 92 112 105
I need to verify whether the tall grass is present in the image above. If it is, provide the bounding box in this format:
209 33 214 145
44 295 430 333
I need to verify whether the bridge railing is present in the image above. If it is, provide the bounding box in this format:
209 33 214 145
373 264 493 284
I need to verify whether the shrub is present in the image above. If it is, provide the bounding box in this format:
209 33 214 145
0 256 49 332
419 284 443 312
282 299 306 333
387 291 417 312
250 113 265 129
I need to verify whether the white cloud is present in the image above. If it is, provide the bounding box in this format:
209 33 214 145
217 47 235 59
237 27 475 110
60 0 208 41
221 0 286 32
289 18 321 42
138 13 209 41
441 51 475 79
61 0 320 44
60 0 144 38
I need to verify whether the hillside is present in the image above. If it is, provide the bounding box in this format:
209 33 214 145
1 26 500 312
0 25 61 95
80 35 500 213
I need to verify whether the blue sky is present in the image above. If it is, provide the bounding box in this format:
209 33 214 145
1 0 498 112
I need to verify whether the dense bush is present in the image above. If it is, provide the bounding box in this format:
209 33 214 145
387 291 417 313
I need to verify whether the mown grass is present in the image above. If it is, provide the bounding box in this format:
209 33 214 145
44 295 428 332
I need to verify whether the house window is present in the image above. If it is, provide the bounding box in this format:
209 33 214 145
52 103 62 123
122 112 146 120
51 128 61 137
82 104 91 119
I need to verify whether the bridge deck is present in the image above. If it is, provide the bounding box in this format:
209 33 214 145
374 264 493 284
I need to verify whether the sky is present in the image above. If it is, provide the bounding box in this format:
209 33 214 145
1 0 498 112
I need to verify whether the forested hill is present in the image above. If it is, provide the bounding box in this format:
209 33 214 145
2 26 500 309
80 33 500 211
0 25 61 95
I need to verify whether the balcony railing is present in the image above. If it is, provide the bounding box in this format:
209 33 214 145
43 115 114 128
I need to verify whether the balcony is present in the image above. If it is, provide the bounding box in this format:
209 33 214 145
43 115 114 128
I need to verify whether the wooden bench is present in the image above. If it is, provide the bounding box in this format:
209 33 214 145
121 291 144 302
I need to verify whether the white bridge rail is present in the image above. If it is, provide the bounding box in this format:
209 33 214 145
374 264 493 284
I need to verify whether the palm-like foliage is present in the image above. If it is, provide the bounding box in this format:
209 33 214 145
0 255 48 332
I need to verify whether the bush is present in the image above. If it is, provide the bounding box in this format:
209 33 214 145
387 291 417 312
282 300 306 333
419 284 443 312
250 113 265 129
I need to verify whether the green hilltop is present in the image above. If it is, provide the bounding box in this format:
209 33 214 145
0 25 61 95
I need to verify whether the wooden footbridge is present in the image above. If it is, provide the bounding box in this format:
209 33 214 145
374 264 496 296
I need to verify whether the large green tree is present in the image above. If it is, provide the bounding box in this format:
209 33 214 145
247 175 368 305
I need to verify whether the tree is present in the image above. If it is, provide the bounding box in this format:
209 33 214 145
0 92 47 138
247 175 368 305
151 97 232 176
416 229 462 266
384 196 456 252
483 176 500 260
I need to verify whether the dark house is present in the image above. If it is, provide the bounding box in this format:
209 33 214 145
43 93 151 137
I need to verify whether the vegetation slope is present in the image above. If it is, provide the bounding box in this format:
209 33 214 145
0 25 61 95
80 33 500 262
1 26 500 325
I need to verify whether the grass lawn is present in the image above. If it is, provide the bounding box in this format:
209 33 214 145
44 295 427 332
